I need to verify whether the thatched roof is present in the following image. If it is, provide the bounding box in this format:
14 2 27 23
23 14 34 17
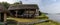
8 4 39 10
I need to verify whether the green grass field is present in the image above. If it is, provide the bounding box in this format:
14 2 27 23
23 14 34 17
0 24 3 25
6 20 60 25
34 21 60 25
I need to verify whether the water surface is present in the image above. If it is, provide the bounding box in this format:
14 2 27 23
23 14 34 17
46 14 60 22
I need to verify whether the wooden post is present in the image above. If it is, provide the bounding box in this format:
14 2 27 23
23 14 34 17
15 10 18 17
4 13 7 25
28 9 30 18
36 9 39 16
24 9 26 18
0 13 1 21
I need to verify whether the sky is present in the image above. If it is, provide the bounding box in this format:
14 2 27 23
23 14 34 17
0 0 60 13
0 0 19 4
0 0 40 4
40 0 60 13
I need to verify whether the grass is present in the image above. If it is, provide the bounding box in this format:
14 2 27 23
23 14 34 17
7 24 16 25
7 20 60 25
7 17 40 22
0 24 4 25
7 14 60 25
34 20 60 25
35 22 56 25
35 13 48 19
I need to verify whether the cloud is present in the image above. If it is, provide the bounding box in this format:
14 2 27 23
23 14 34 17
7 0 19 4
43 2 60 13
0 0 7 2
0 0 19 4
40 0 60 13
20 0 40 4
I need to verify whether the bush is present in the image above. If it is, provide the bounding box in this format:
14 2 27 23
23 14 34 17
35 13 48 19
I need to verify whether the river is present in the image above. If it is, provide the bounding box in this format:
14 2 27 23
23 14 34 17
45 14 60 22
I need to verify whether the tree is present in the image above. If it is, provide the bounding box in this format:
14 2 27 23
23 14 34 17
1 2 10 9
14 2 20 5
39 11 42 15
13 1 22 5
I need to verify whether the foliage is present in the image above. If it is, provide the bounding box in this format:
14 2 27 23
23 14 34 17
14 2 20 5
39 11 42 16
35 13 48 19
1 2 10 9
10 2 20 6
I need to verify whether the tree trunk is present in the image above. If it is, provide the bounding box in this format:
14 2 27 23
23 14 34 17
4 13 7 25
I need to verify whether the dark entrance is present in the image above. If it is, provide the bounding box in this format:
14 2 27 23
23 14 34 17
0 13 4 22
18 9 25 15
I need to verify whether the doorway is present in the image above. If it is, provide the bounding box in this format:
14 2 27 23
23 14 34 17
0 13 4 22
